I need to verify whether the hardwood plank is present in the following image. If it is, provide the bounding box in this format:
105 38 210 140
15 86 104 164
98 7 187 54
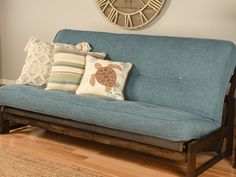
0 126 236 177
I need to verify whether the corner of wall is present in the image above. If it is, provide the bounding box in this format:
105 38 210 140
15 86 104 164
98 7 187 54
0 50 2 85
0 37 2 85
0 9 2 84
0 0 4 84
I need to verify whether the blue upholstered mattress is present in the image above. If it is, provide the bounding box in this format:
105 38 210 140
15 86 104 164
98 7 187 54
0 84 218 141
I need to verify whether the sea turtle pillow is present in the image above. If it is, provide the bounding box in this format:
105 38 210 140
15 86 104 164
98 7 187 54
76 55 133 100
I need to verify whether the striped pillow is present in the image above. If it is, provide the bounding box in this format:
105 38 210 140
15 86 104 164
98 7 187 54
45 45 106 92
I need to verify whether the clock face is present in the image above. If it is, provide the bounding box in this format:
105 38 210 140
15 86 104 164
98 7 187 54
97 0 166 30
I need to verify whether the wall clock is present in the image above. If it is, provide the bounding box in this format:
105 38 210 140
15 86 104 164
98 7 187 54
97 0 166 30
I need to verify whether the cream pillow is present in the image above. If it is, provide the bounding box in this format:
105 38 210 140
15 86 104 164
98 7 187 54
56 42 92 52
76 55 133 100
16 37 92 86
45 45 106 92
16 37 54 86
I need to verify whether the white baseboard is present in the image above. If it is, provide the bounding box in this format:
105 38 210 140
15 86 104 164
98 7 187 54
0 79 15 85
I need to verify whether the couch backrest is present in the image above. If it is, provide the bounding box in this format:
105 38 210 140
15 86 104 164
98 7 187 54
54 29 236 125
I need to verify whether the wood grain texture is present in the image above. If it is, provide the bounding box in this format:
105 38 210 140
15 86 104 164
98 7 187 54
2 103 234 177
0 126 236 177
4 107 185 152
4 113 187 162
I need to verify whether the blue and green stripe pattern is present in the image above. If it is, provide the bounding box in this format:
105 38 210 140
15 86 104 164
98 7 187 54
46 45 106 92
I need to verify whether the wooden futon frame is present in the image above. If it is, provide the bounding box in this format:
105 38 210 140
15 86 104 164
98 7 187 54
0 69 236 177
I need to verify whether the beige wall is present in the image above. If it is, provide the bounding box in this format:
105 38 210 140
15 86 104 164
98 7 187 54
1 0 236 80
0 0 2 80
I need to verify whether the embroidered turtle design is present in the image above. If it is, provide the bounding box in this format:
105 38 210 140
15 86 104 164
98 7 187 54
90 63 122 92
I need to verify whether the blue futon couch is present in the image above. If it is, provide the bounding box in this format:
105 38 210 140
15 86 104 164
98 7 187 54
0 29 236 177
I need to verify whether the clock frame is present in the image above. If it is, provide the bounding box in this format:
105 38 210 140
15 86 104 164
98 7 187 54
97 0 166 30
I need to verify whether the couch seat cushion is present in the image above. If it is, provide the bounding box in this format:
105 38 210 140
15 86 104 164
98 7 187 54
0 85 218 141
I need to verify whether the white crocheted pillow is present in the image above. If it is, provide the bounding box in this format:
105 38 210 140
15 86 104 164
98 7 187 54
16 37 91 86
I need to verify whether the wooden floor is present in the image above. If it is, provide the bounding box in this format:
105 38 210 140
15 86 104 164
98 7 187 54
0 126 236 177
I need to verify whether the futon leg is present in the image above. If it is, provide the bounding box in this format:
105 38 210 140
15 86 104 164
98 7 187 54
0 109 9 134
226 98 235 157
225 125 234 157
234 147 236 168
186 142 197 177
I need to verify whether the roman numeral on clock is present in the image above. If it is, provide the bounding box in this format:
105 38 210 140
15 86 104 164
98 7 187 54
97 0 109 12
124 15 133 28
148 0 162 11
108 8 119 23
139 11 148 24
